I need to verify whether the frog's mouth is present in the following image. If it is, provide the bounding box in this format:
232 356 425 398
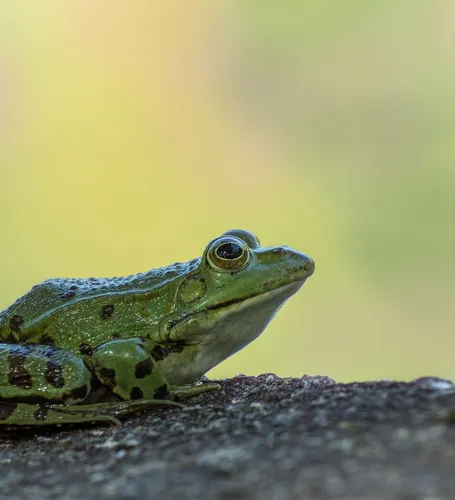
207 279 307 313
164 278 307 342
159 280 307 385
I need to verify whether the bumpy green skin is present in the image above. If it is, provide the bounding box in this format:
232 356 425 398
0 229 314 425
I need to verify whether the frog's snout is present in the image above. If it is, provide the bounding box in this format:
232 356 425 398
298 252 315 278
285 247 315 279
303 256 315 276
264 245 315 279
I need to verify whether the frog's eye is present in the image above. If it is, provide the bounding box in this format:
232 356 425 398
221 229 260 249
206 237 250 272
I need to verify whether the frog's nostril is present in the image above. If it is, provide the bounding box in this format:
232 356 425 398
273 247 285 254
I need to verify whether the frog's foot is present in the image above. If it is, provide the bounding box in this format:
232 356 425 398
0 399 183 426
173 382 221 400
0 401 115 426
50 398 183 424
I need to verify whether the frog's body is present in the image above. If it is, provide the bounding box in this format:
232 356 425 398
0 229 314 425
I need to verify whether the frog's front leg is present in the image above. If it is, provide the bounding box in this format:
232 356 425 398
172 382 221 400
92 338 220 402
91 338 174 401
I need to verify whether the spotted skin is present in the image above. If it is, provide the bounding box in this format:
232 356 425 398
40 334 55 346
0 340 196 425
43 361 64 388
8 353 32 389
100 305 114 320
135 358 154 379
78 342 93 356
130 387 143 400
9 315 24 334
91 338 172 401
0 344 91 404
0 229 315 425
0 402 17 421
98 367 116 388
154 384 170 400
33 405 48 421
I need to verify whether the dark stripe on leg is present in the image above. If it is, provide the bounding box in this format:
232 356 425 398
153 384 170 400
0 402 18 420
8 354 32 390
135 358 154 379
44 361 65 388
130 387 143 400
34 405 49 421
98 368 117 389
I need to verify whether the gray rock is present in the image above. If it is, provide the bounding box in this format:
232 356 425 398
1 374 455 500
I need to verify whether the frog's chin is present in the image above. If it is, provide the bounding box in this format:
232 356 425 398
159 280 305 385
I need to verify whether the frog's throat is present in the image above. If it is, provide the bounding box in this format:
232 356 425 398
158 280 305 385
163 277 308 343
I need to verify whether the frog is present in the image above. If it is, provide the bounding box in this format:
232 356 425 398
0 229 314 425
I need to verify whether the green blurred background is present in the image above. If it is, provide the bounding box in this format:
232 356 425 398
1 2 454 382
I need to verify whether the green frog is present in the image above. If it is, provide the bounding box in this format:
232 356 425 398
0 229 314 425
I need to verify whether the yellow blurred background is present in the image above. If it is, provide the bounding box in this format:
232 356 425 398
1 2 454 382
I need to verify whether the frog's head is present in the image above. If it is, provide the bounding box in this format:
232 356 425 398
158 229 315 385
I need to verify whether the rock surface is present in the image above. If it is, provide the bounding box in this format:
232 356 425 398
1 374 455 500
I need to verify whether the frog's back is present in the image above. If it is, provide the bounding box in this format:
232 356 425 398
0 259 200 342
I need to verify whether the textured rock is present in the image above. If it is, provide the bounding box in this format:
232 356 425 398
1 375 455 499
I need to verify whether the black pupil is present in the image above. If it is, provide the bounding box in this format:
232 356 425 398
216 242 243 260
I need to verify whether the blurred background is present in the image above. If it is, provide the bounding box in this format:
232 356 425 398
1 2 454 382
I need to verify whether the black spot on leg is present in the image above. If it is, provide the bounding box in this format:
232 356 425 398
8 354 32 390
99 368 116 388
33 405 48 421
79 343 93 356
135 358 154 379
44 361 65 388
130 387 143 400
150 343 185 361
68 385 88 402
150 345 165 361
100 304 114 319
39 334 55 346
0 402 18 421
153 384 170 400
111 333 121 340
9 315 24 333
